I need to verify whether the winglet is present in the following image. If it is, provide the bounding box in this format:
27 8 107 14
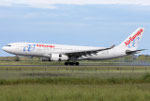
110 44 115 49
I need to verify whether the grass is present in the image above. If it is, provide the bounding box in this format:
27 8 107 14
0 83 150 101
0 65 150 101
0 74 150 101
0 60 64 65
0 73 150 85
0 66 149 80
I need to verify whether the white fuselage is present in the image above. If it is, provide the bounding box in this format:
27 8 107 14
2 42 127 60
2 28 144 65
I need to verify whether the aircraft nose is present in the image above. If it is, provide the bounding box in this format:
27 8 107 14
2 46 7 51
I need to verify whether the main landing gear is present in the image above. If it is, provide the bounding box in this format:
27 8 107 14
64 62 79 66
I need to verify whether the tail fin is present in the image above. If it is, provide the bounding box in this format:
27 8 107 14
118 28 144 50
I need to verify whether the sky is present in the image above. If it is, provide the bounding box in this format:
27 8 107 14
0 0 150 56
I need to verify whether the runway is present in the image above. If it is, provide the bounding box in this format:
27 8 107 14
0 64 150 67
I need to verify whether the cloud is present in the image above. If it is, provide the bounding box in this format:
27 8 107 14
0 0 150 9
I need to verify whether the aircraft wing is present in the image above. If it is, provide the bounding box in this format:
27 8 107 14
64 45 115 58
126 49 146 55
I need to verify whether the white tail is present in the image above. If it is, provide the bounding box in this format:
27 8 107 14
118 28 144 50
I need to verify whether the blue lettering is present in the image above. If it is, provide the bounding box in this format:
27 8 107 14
23 44 36 52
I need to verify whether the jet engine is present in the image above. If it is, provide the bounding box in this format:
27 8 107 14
50 54 69 61
41 54 69 61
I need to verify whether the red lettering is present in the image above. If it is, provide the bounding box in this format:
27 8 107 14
129 37 133 41
36 44 41 47
36 44 55 48
125 42 128 46
124 29 143 46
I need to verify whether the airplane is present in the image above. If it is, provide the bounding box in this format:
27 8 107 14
2 28 145 65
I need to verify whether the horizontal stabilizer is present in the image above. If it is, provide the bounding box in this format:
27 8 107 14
126 49 146 55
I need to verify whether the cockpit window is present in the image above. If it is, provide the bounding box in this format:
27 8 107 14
6 45 11 47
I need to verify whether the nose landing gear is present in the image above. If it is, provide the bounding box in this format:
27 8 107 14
64 62 79 66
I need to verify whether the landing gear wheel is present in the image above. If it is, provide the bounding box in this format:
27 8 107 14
75 62 79 66
64 62 69 65
70 62 75 65
65 62 80 66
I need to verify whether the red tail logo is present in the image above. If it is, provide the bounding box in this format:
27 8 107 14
124 29 143 46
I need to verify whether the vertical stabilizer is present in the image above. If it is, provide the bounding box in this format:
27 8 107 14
118 28 144 50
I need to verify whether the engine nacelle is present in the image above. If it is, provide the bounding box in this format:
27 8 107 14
50 54 69 61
